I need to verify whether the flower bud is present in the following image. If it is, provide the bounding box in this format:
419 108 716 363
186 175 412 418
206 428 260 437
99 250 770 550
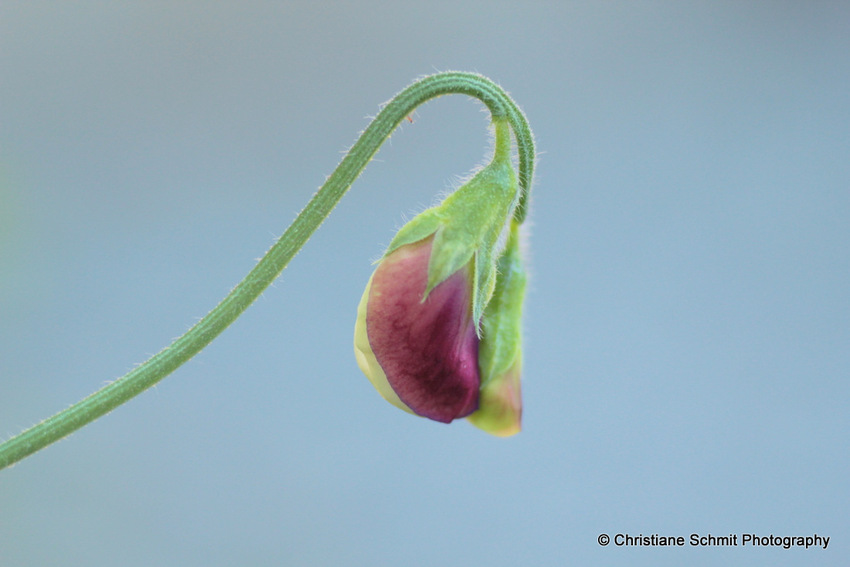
354 118 525 429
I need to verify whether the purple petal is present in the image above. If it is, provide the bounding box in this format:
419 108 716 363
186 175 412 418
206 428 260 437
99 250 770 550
366 239 480 423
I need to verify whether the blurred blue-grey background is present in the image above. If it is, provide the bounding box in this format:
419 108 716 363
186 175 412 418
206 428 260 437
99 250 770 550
1 3 848 566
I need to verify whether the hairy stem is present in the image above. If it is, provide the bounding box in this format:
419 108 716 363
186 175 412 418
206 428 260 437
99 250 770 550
0 72 535 470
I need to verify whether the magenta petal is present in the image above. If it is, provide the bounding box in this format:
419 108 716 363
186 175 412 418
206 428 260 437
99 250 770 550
366 239 480 423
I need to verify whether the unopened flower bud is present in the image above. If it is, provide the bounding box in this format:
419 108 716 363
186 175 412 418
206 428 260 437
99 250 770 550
354 119 526 431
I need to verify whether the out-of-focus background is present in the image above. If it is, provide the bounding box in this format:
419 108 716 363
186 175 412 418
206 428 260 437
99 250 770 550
1 3 848 566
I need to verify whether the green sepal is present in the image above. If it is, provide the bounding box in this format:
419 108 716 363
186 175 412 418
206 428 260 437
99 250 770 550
467 221 526 436
385 208 443 255
426 119 517 327
478 222 526 384
380 119 518 331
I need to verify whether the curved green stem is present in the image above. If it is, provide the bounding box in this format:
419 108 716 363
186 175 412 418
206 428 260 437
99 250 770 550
0 71 535 470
